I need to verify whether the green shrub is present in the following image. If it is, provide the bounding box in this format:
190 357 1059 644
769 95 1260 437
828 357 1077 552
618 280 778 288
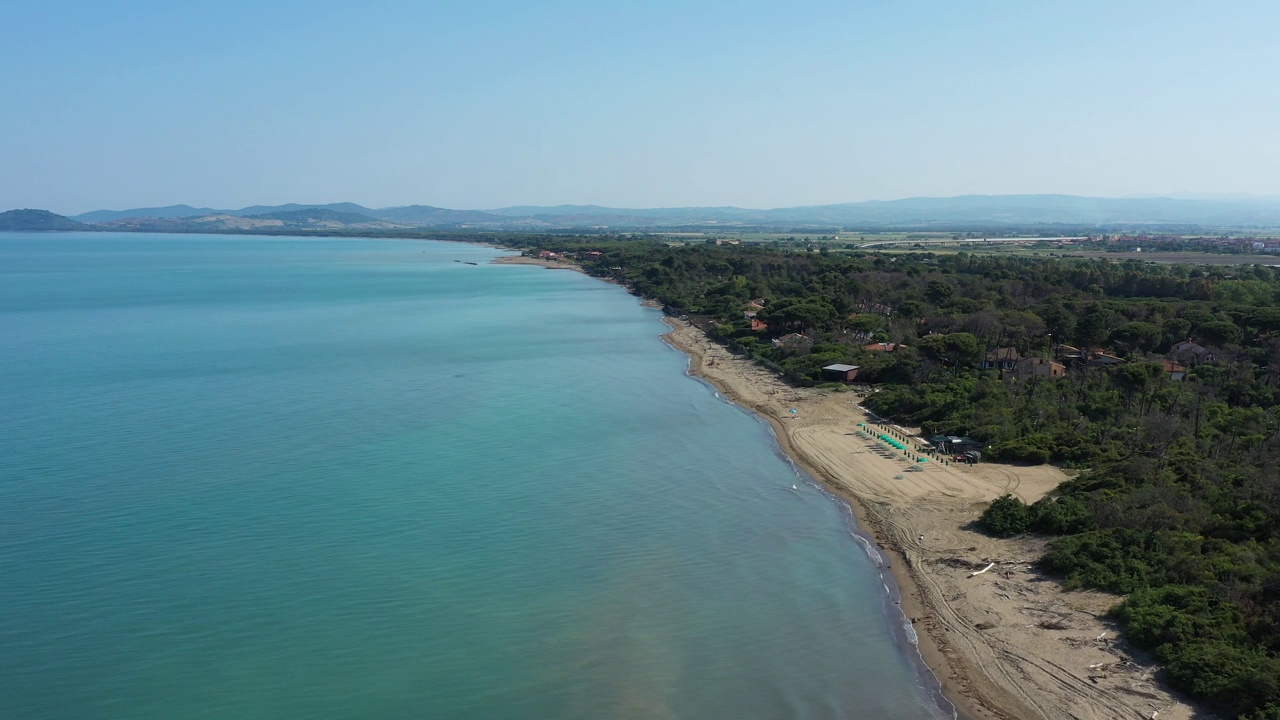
1037 529 1156 593
1161 641 1280 716
1028 495 1090 534
978 494 1031 537
990 440 1050 465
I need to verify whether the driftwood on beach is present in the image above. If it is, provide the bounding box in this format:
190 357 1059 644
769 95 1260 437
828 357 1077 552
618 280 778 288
968 562 996 578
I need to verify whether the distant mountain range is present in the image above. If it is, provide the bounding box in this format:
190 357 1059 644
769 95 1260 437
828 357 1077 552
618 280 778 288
72 205 222 223
83 207 416 232
71 203 510 227
6 195 1280 233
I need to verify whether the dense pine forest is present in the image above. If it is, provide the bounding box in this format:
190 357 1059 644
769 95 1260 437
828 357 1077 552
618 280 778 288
503 236 1280 719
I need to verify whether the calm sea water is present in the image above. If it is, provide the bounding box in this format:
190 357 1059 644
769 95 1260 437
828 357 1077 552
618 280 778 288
0 232 948 720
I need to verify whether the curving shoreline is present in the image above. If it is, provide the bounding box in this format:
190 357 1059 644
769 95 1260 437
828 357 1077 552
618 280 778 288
655 316 1198 720
495 253 1198 720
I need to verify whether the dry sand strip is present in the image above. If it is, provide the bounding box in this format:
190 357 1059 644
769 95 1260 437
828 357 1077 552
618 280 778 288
490 254 584 271
660 317 1200 720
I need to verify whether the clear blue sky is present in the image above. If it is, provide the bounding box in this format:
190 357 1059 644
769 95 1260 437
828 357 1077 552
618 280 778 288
3 1 1279 214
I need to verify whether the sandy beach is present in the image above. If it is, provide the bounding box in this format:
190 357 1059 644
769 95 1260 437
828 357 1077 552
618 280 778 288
495 255 1200 719
660 318 1198 720
490 254 584 271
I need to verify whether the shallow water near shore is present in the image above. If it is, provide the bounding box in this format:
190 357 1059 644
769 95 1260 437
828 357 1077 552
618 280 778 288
0 232 949 719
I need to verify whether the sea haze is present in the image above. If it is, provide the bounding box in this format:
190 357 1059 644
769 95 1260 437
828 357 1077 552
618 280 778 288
0 232 947 719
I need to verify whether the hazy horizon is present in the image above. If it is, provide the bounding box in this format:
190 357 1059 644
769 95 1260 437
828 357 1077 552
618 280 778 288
4 1 1279 214
32 192 1280 221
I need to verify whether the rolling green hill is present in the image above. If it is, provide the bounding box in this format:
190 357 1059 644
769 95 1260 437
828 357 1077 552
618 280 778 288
0 209 90 231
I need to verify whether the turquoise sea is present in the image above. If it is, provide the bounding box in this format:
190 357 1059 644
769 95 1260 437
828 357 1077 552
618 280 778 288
0 232 950 719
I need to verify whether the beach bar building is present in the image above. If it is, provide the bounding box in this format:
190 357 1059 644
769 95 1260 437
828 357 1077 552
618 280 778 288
928 435 983 454
821 364 860 383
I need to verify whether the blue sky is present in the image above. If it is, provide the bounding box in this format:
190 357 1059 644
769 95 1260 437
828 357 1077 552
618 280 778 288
3 1 1279 214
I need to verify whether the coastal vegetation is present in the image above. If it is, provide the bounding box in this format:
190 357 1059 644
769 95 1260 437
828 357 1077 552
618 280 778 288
500 237 1280 720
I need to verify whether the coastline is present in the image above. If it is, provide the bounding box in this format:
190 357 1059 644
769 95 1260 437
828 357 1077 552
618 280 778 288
24 233 1213 718
490 254 584 271
656 317 1197 720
